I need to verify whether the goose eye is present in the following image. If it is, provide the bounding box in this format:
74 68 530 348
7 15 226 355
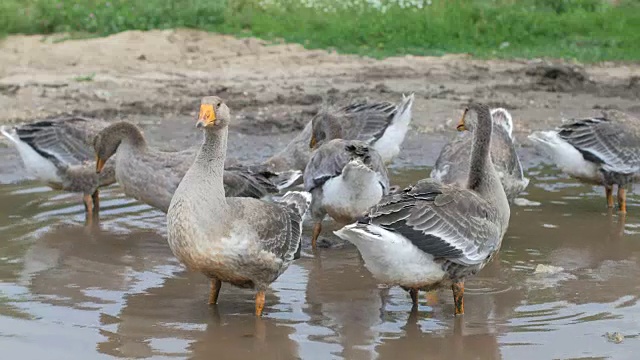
216 103 221 109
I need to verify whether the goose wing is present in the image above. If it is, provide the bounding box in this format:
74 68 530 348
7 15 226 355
14 117 106 167
223 168 278 198
337 101 398 143
558 117 640 174
225 163 301 191
304 140 353 191
229 193 310 263
360 179 502 266
431 133 471 185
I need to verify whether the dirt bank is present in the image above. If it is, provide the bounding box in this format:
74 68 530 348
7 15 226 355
1 29 639 167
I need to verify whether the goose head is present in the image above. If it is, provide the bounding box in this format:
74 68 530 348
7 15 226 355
196 96 231 130
94 122 145 174
457 103 493 132
310 111 343 150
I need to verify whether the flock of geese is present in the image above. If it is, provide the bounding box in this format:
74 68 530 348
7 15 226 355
2 94 638 318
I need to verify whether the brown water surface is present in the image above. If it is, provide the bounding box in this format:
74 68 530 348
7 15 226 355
1 164 639 359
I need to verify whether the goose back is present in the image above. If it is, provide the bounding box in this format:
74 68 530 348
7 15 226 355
304 139 389 193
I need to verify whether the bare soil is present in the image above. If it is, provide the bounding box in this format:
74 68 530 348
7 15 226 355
1 29 640 162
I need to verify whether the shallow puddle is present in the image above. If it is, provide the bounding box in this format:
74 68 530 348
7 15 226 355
1 164 639 359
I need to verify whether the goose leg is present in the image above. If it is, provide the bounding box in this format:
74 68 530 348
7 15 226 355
83 194 94 227
208 278 222 305
452 281 465 316
409 288 419 308
311 222 322 249
606 185 614 208
92 189 100 216
618 186 627 214
83 194 93 217
425 291 439 306
255 290 266 317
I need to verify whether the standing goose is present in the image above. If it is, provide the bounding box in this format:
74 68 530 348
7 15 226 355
528 110 640 213
304 123 390 248
93 121 301 213
263 94 415 172
167 96 311 316
334 103 510 315
431 108 529 202
1 116 116 219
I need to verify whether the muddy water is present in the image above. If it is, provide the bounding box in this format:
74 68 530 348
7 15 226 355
1 162 640 360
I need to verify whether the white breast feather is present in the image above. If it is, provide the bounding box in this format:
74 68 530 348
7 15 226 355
335 224 446 287
321 162 384 220
430 164 449 181
528 131 600 181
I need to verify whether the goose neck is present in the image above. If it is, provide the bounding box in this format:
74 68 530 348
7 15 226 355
194 126 228 188
118 124 147 148
467 108 494 192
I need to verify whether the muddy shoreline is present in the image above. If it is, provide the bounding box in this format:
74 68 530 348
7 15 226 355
1 29 640 176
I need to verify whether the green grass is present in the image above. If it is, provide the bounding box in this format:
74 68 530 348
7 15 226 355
1 0 640 62
73 72 96 82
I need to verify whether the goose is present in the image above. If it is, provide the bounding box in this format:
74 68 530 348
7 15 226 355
334 103 510 315
1 116 116 219
167 96 311 316
93 121 301 213
528 110 640 213
431 108 529 202
263 94 415 172
304 127 390 249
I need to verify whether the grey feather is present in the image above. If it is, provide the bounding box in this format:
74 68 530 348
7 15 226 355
3 116 116 195
360 178 502 267
15 117 103 167
558 117 640 175
265 95 412 172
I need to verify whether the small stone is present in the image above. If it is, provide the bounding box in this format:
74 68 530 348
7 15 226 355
513 198 541 207
605 332 624 344
534 264 564 274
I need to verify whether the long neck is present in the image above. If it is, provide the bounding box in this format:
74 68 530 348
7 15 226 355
117 125 148 155
112 126 148 172
193 126 228 199
125 128 146 148
325 117 344 142
467 110 494 191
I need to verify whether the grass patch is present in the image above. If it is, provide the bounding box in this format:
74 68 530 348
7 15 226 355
0 294 35 320
73 73 96 82
1 0 640 62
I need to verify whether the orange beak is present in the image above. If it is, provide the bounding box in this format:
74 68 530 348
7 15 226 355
96 156 106 174
309 134 317 149
457 108 469 132
196 104 216 128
